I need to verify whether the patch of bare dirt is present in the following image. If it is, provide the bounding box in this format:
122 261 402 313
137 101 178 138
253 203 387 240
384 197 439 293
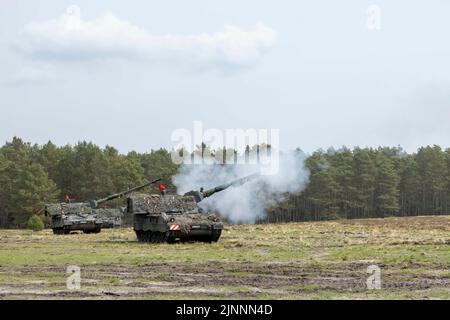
0 261 448 299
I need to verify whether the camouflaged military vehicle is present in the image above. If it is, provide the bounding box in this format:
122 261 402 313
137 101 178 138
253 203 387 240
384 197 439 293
45 178 161 234
95 209 123 229
128 173 260 243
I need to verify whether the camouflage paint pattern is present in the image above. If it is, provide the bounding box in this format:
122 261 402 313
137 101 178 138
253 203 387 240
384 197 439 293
129 174 260 243
129 193 223 243
45 179 161 235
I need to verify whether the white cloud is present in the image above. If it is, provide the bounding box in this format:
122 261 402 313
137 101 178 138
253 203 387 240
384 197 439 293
15 7 276 72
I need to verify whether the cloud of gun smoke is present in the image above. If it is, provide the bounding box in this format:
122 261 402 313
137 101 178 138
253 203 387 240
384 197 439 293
173 150 310 223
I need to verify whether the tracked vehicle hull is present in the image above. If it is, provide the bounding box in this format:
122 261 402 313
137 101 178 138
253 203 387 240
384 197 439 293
52 224 101 234
50 215 102 234
133 211 223 243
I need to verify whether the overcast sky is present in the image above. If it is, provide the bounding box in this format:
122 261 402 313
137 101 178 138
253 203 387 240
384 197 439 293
0 0 449 153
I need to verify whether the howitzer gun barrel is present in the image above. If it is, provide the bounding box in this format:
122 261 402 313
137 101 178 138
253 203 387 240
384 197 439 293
184 172 260 202
92 178 162 208
202 173 260 198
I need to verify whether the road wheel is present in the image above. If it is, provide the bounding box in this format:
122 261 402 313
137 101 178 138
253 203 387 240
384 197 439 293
211 229 222 242
135 230 143 242
162 231 171 243
159 232 168 243
165 231 175 244
145 231 152 242
150 232 158 243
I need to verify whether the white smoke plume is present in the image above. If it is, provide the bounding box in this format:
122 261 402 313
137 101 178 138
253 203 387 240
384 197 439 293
173 150 310 223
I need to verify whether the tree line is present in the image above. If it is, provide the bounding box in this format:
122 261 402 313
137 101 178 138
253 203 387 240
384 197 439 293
263 145 450 222
0 137 448 227
0 138 177 227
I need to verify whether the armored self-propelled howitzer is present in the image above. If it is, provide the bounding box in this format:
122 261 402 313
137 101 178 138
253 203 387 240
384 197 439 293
128 173 260 243
45 178 161 234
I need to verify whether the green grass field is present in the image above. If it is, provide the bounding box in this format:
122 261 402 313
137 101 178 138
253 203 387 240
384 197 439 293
0 215 449 299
